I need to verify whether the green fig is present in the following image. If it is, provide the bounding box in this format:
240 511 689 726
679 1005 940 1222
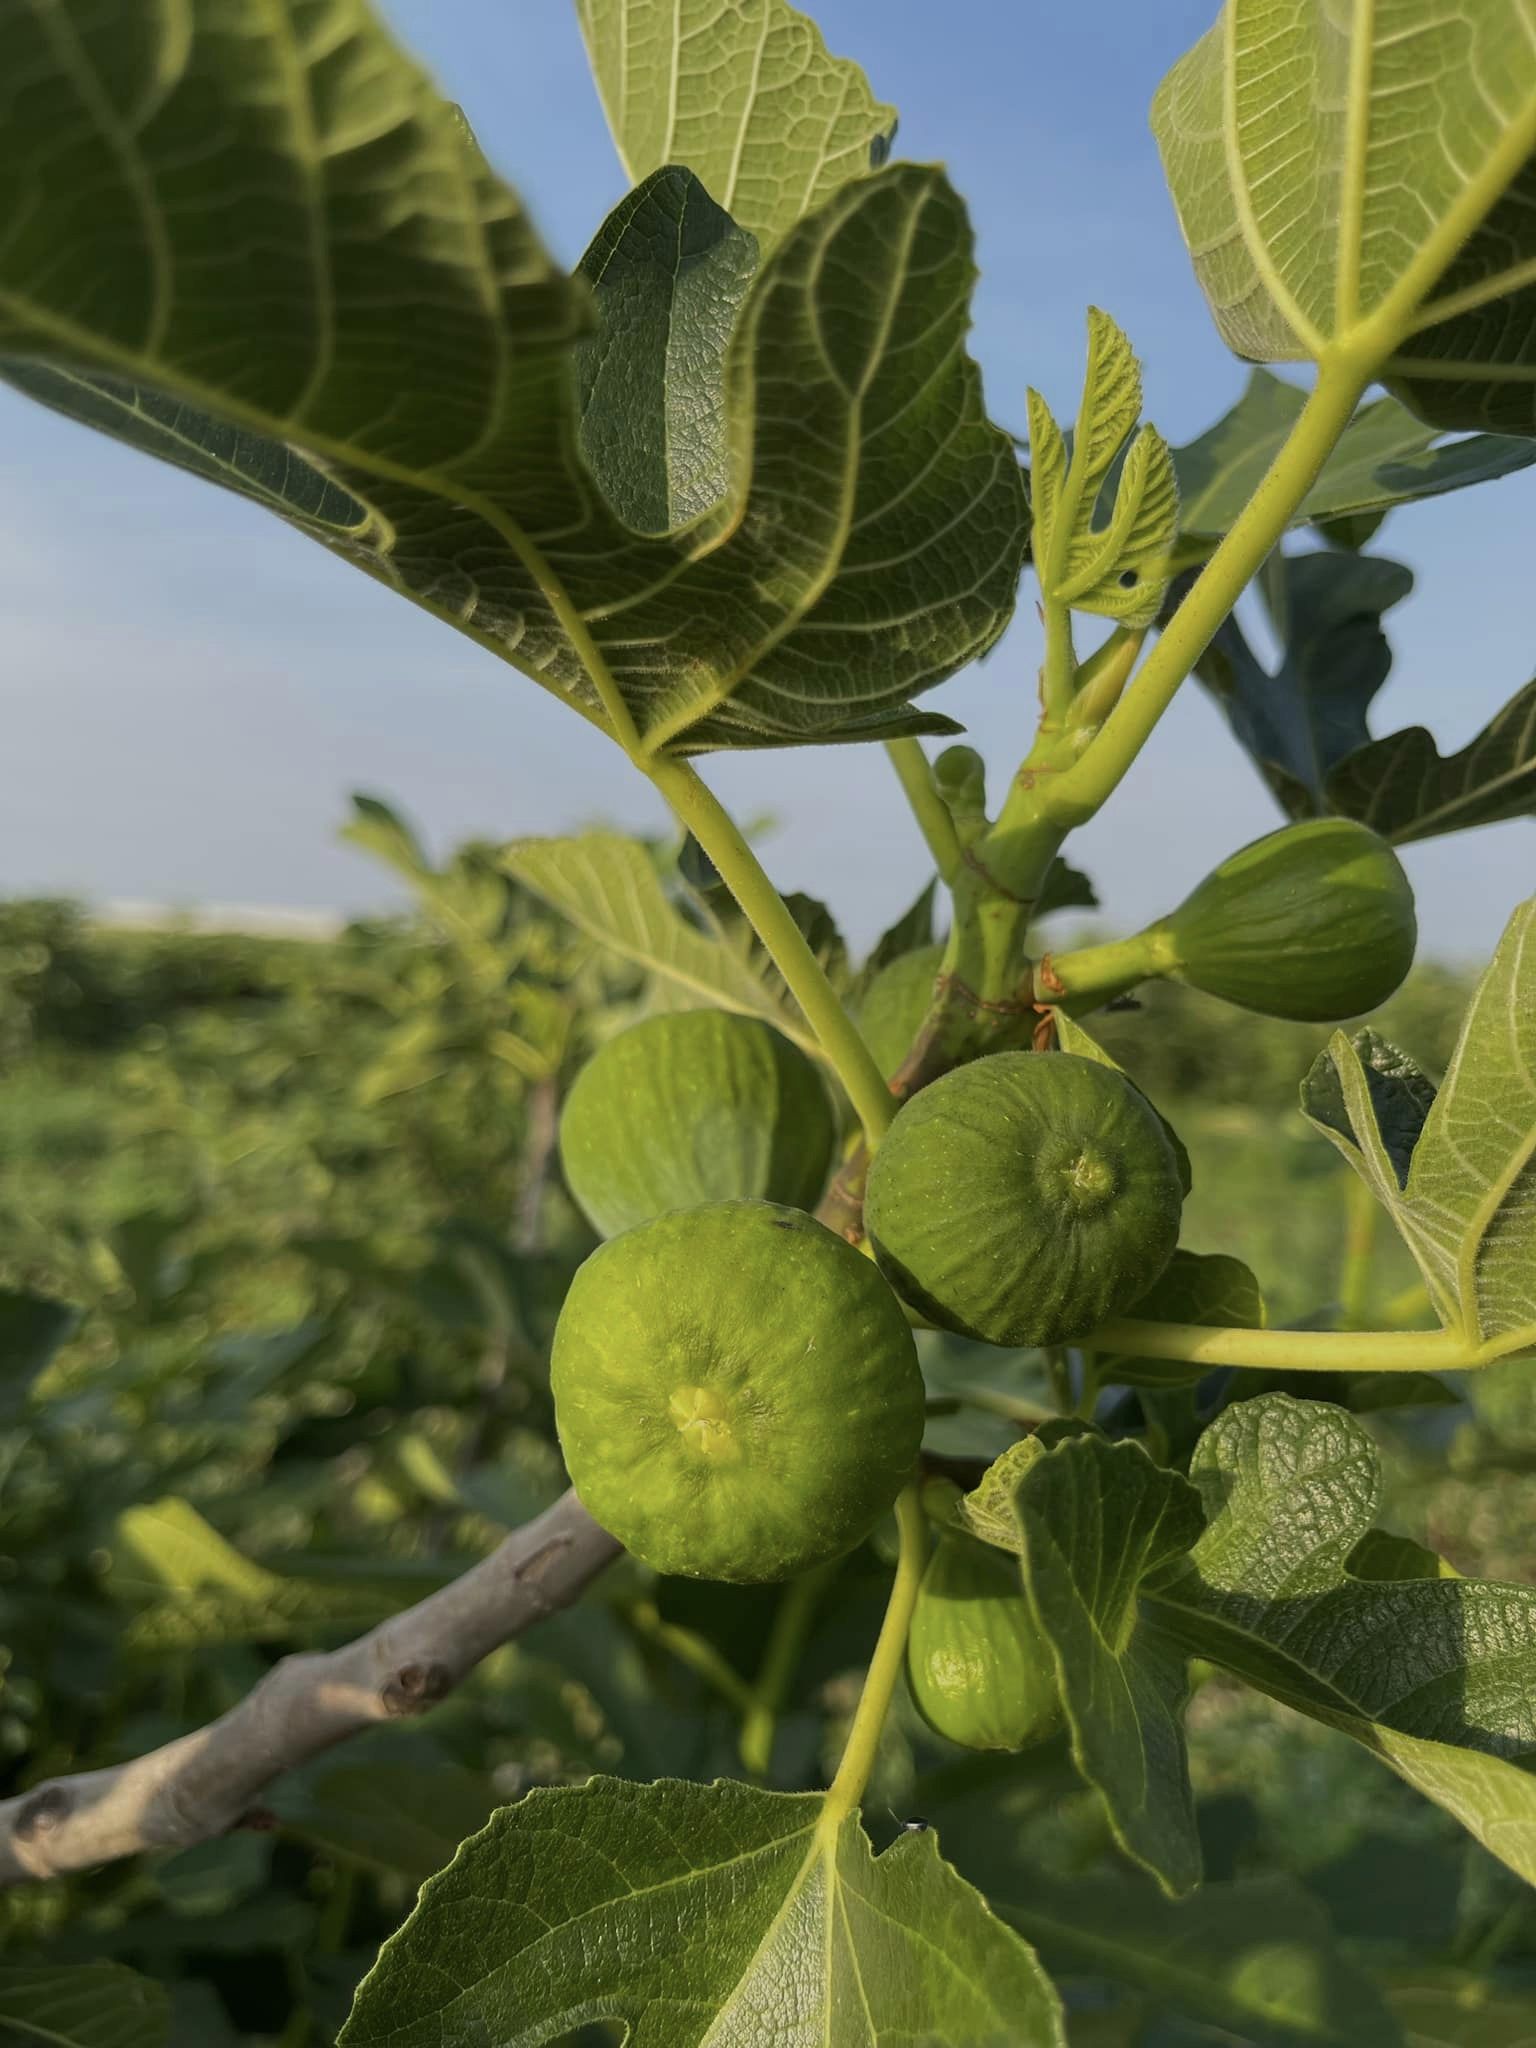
559 1011 834 1238
865 1051 1183 1347
551 1200 923 1583
1155 818 1416 1022
907 1526 1061 1751
855 943 944 1078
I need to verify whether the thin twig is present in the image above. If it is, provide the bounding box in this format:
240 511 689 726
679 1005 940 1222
0 1489 620 1886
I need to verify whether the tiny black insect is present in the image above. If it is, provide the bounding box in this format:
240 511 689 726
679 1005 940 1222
898 1817 931 1834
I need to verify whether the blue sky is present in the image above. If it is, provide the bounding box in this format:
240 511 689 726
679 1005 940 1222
1 0 1531 960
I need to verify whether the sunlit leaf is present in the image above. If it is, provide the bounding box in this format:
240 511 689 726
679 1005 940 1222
1148 1395 1536 1887
1029 311 1178 629
0 2 1020 754
1155 3 1536 432
501 831 822 1058
575 0 897 250
338 1778 1065 2044
1302 904 1536 1347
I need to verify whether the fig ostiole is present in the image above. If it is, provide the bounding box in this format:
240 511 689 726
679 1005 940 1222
907 1525 1062 1752
559 1010 835 1239
550 1199 924 1584
864 1051 1184 1348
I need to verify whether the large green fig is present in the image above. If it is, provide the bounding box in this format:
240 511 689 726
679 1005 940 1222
865 1051 1183 1347
907 1526 1061 1751
856 943 944 1078
1154 818 1416 1021
551 1200 923 1583
559 1011 834 1238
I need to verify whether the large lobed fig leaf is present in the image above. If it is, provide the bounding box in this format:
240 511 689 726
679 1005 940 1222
338 1778 1065 2045
574 0 897 252
1302 897 1536 1348
1155 1 1536 433
0 1 1022 755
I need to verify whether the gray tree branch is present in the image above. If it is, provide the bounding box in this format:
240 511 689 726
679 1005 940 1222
0 1487 620 1886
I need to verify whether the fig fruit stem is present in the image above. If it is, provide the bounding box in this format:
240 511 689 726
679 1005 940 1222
1089 1319 1536 1373
820 1485 929 1834
884 738 964 883
1035 927 1179 1010
1038 358 1374 831
647 758 896 1149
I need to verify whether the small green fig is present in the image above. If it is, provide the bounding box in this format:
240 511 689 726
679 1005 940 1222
907 1527 1061 1751
855 943 944 1078
865 1051 1183 1347
550 1200 923 1583
559 1011 834 1238
1153 817 1416 1022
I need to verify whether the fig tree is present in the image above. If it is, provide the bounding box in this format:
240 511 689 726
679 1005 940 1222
550 1200 924 1582
865 1051 1183 1347
559 1011 835 1238
1155 817 1416 1021
907 1525 1061 1751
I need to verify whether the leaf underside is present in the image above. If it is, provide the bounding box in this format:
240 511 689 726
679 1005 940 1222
0 1 1022 756
1302 902 1536 1345
1154 3 1536 431
338 1778 1065 2046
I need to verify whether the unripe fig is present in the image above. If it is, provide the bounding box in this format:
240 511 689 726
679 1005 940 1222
550 1200 923 1583
856 944 944 1078
1153 818 1416 1022
907 1527 1062 1751
865 1051 1183 1347
559 1011 834 1238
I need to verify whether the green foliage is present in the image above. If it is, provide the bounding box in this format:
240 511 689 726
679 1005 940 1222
339 1778 1064 2046
3 0 1536 2037
574 0 897 251
1172 370 1536 552
0 1963 169 2048
1153 0 1536 428
1302 900 1536 1348
1013 1435 1205 1896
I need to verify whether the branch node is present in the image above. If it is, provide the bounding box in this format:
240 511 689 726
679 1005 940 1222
381 1661 453 1716
14 1786 69 1841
